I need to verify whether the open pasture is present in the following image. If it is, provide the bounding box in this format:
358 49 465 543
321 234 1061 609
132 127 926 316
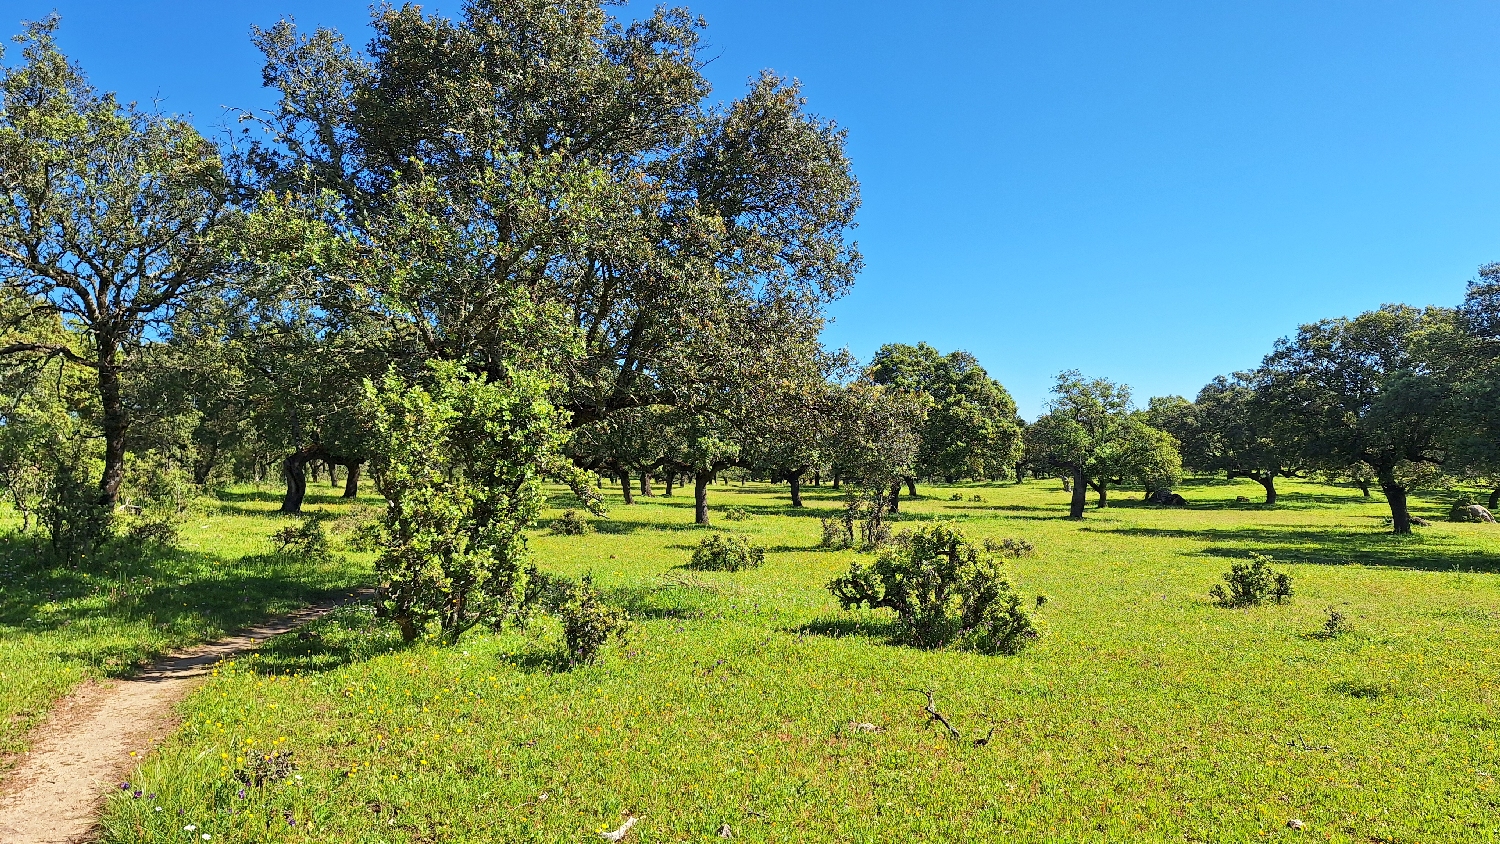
98 478 1500 843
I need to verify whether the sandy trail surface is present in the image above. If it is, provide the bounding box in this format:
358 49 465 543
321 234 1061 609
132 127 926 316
0 592 369 844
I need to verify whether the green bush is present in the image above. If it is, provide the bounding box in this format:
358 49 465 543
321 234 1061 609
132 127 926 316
948 492 964 501
820 516 853 550
721 506 751 521
549 509 594 535
43 462 112 566
828 522 1038 654
559 575 628 665
1210 553 1293 607
271 516 333 562
689 532 765 571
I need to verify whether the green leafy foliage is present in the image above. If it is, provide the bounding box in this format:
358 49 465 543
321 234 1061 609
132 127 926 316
1210 553 1294 607
828 522 1038 654
548 509 594 536
721 506 751 522
365 362 591 642
270 517 333 562
688 532 766 572
559 575 629 666
42 461 112 566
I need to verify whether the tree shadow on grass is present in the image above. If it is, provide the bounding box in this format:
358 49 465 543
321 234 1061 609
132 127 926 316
1105 525 1500 573
0 535 371 675
232 605 408 676
602 583 718 620
792 613 902 644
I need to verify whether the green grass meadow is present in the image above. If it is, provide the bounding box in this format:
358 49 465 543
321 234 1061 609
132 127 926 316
77 477 1500 842
0 488 371 758
0 479 1476 839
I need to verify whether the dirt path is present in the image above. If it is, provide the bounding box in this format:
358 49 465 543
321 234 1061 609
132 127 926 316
0 591 370 844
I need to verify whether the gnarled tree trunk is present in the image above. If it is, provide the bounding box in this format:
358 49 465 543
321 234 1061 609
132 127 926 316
1068 470 1087 519
97 340 127 507
888 481 901 513
906 478 917 498
640 473 653 497
1257 474 1277 505
619 470 634 505
1378 469 1412 534
664 473 674 496
694 471 713 525
343 462 361 498
280 445 327 514
788 470 804 507
1488 487 1499 510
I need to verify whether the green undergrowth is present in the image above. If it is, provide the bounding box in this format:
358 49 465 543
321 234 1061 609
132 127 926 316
92 478 1500 841
0 487 373 762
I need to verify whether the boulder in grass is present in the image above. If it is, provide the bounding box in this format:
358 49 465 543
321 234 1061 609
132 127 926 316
1449 503 1497 523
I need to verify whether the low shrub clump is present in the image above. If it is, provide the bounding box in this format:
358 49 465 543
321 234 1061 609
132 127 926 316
820 516 853 550
270 516 333 562
689 532 766 571
1210 553 1293 607
549 509 594 535
948 492 964 501
828 522 1038 654
721 506 751 521
983 537 1035 558
1319 607 1352 638
559 575 628 665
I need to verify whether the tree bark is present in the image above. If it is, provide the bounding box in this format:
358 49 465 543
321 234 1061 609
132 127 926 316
280 445 326 514
694 471 713 525
664 473 675 496
343 462 361 498
329 463 340 487
1383 482 1412 535
832 471 840 490
619 470 634 505
1489 487 1500 510
788 470 804 507
1096 481 1108 509
96 340 127 507
1068 470 1087 519
906 478 918 498
1356 480 1371 497
1258 474 1277 505
640 473 653 497
888 481 901 513
1015 463 1026 484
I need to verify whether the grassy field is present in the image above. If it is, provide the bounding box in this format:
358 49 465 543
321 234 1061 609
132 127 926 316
0 488 372 760
85 477 1500 842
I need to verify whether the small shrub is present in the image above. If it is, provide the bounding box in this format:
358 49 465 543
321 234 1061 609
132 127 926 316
125 514 179 547
1319 607 1351 638
271 516 333 562
549 509 594 535
559 575 628 665
984 537 1035 558
1210 553 1293 607
820 516 853 550
969 494 984 503
689 532 766 571
722 506 751 521
43 462 113 565
948 492 964 501
828 521 1038 654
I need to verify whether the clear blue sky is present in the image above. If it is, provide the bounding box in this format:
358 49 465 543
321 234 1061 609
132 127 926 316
13 1 1500 417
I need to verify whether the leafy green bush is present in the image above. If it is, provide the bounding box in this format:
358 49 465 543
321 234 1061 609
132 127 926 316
364 362 597 643
559 575 628 665
721 506 751 521
549 509 594 535
948 492 964 501
689 532 765 571
828 522 1038 654
43 462 112 566
820 516 853 550
270 516 333 562
1210 553 1293 607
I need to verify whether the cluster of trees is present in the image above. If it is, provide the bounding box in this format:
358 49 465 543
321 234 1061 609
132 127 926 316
1143 274 1500 534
